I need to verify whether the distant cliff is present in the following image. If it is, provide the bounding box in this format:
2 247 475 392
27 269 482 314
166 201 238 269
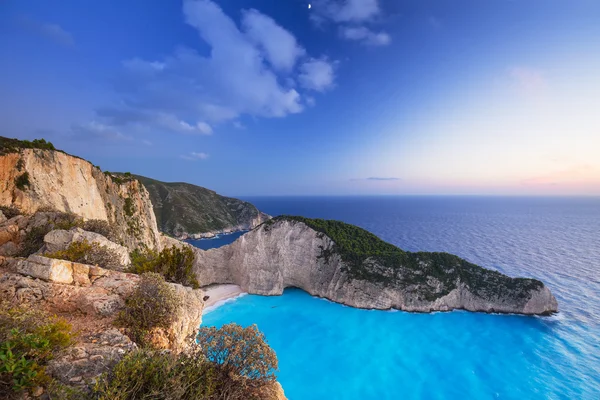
188 217 558 315
135 175 270 238
0 137 161 250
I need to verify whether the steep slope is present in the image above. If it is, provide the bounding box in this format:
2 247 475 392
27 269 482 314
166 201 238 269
186 217 558 315
0 138 161 250
135 175 270 238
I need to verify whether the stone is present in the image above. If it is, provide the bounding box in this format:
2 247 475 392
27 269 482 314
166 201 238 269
44 227 131 268
17 255 74 284
32 386 44 397
0 210 5 223
72 262 91 286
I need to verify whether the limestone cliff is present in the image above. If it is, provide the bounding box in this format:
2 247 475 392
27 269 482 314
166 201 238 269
0 147 161 250
189 218 558 315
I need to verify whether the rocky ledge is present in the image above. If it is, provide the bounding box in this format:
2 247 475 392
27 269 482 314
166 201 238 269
190 216 558 315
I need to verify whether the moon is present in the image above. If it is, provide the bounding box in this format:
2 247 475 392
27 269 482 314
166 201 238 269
308 4 311 9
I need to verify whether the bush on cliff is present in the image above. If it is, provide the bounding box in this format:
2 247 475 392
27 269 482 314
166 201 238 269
0 302 73 399
18 212 81 257
80 219 119 242
14 172 30 191
0 137 56 156
196 323 279 398
117 273 182 347
130 245 199 288
93 323 278 400
45 239 122 270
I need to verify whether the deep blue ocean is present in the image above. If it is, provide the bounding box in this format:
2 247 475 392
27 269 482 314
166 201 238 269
197 196 600 399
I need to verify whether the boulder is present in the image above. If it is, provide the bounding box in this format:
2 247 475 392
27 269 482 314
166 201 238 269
43 227 131 268
17 255 74 284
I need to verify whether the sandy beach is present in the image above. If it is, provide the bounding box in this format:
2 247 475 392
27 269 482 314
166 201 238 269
201 284 245 313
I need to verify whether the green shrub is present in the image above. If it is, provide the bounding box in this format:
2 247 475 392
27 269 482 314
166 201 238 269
0 136 56 156
44 239 122 269
117 273 182 346
123 197 134 217
14 172 30 191
196 323 278 397
80 219 119 242
130 245 199 288
93 324 279 400
0 206 20 219
0 303 73 399
18 213 81 257
92 348 217 400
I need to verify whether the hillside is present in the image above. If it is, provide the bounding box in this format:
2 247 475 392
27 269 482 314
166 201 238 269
135 175 270 238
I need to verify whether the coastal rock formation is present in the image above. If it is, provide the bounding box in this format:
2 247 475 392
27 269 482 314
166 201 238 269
0 253 205 387
0 147 161 250
136 174 270 238
190 217 558 315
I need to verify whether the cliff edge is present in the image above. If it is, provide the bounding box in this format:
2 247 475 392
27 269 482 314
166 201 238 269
190 217 558 315
0 138 161 250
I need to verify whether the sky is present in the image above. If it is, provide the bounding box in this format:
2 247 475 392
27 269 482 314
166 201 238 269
1 0 599 196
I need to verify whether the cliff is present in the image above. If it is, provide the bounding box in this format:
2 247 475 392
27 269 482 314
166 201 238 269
189 217 558 315
0 140 161 250
135 174 270 238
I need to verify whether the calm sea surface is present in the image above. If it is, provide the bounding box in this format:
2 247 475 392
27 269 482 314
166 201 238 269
195 196 600 399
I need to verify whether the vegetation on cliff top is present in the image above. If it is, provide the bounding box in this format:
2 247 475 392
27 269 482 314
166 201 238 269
0 137 56 156
271 216 543 301
135 174 268 236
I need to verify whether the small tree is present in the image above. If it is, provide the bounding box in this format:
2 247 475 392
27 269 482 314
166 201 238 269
196 323 278 396
117 273 182 346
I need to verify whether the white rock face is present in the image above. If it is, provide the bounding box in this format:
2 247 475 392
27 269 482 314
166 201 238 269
189 219 558 315
0 149 161 250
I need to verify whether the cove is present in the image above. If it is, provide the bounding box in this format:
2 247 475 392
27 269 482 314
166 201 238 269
202 288 595 400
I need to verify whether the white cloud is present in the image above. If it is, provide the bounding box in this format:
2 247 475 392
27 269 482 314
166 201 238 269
299 58 335 92
86 0 336 139
181 151 209 161
311 0 390 46
339 26 390 46
242 9 305 71
312 0 380 23
142 140 153 146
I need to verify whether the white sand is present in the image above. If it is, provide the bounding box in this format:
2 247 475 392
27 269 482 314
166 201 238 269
201 284 245 314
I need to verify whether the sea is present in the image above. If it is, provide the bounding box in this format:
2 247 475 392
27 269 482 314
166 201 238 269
192 196 600 400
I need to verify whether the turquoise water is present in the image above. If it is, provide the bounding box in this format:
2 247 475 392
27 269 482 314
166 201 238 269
198 197 600 399
203 289 596 399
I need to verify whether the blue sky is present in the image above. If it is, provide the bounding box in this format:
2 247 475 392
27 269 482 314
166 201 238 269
1 0 599 196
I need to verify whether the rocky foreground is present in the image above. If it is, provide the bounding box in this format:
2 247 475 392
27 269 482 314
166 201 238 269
188 217 558 315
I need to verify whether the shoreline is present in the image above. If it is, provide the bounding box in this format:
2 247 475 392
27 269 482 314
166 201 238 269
201 284 246 314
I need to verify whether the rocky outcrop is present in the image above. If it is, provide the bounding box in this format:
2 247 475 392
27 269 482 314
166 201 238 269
0 253 206 387
0 148 161 250
189 218 558 315
42 227 131 268
135 174 270 238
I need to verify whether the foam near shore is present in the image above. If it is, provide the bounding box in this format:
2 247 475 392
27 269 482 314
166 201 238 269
201 284 246 314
